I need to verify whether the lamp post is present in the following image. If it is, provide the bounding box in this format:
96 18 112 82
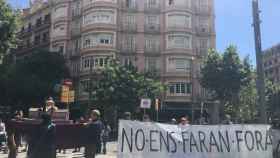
190 57 195 122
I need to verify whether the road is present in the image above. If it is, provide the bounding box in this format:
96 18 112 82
0 142 117 158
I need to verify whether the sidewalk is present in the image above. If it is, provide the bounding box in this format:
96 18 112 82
0 142 117 158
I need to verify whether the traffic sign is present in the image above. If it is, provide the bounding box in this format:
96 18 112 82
140 99 151 109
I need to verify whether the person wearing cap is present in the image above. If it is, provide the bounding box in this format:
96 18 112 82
45 97 58 116
84 109 104 158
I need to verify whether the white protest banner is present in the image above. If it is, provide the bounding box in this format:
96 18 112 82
118 120 273 158
271 129 280 158
140 99 151 109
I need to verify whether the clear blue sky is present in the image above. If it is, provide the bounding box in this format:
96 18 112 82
8 0 280 63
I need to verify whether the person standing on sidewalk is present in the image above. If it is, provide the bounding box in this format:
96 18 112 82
84 110 103 158
33 113 56 158
101 121 111 154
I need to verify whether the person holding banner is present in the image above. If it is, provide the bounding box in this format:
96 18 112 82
179 116 190 127
45 97 58 116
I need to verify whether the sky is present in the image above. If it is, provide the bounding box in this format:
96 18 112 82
7 0 280 63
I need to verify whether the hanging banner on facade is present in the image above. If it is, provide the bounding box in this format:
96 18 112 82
118 120 273 158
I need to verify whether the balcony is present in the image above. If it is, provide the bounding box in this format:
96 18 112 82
144 3 160 13
82 23 117 33
120 23 137 32
83 1 118 12
72 9 82 18
195 6 211 15
166 24 193 33
144 47 160 54
196 48 208 57
71 27 81 37
144 24 160 33
196 27 212 36
165 4 192 13
119 46 136 54
120 2 138 12
34 20 51 32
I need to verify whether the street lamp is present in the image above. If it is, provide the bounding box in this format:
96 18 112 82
190 56 195 122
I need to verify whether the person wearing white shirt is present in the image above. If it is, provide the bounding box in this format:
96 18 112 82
0 119 7 147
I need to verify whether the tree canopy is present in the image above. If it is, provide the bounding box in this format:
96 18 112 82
0 50 70 109
0 0 19 55
200 46 252 118
91 60 165 120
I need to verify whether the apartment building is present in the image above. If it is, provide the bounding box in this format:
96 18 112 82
263 44 280 83
16 0 216 117
16 0 51 59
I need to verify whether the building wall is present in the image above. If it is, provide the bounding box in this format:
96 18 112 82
263 44 280 83
17 0 216 111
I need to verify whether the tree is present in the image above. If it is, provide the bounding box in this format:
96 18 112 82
0 0 19 55
1 50 70 109
200 46 252 117
91 60 164 121
265 80 280 119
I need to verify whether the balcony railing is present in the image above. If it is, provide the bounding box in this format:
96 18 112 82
121 2 138 11
71 27 81 37
144 24 160 33
120 23 137 32
144 47 160 54
119 46 136 54
144 3 160 12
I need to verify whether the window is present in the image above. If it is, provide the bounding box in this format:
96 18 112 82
83 10 114 25
34 35 41 44
168 58 191 72
168 14 191 28
44 14 50 23
82 57 91 69
145 15 159 26
199 0 208 10
123 57 133 67
81 56 109 70
199 38 209 48
83 33 114 48
199 17 209 32
42 32 49 42
145 57 159 71
123 14 136 29
167 0 190 8
59 46 64 54
167 34 191 49
54 5 67 18
36 17 42 27
145 0 158 8
169 83 192 95
126 0 136 8
175 59 191 72
145 36 159 52
123 35 136 51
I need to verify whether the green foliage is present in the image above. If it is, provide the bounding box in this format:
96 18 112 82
0 0 19 55
200 46 253 116
0 50 70 109
91 60 164 119
265 80 280 117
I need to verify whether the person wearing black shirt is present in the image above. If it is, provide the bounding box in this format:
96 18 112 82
84 110 103 158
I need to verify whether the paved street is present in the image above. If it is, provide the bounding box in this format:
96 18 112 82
0 142 117 158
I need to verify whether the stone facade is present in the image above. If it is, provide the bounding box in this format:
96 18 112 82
263 44 280 83
16 0 216 115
